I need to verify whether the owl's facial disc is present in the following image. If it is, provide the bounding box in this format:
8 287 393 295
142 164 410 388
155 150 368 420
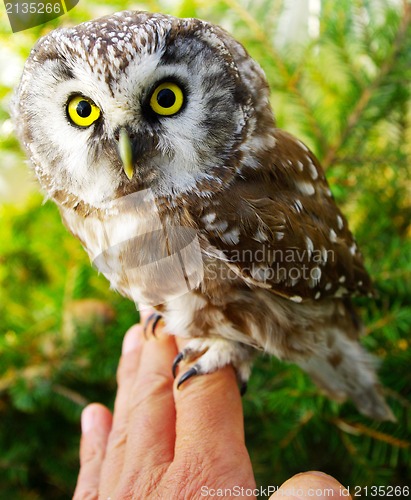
13 11 275 207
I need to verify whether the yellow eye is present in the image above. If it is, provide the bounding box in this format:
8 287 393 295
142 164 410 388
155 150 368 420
150 82 184 116
67 96 101 127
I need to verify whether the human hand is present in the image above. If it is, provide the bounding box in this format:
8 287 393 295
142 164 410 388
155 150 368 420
74 310 255 499
74 313 351 499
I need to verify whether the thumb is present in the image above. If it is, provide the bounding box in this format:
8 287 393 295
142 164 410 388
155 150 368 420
270 471 351 499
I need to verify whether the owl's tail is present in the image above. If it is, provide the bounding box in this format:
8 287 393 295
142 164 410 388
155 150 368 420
296 320 396 422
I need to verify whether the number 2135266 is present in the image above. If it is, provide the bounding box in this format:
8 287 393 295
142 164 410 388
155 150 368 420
5 3 62 15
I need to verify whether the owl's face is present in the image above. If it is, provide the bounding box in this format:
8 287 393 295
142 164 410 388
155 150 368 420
13 11 274 209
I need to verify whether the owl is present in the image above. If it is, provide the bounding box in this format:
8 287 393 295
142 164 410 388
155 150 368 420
12 10 394 421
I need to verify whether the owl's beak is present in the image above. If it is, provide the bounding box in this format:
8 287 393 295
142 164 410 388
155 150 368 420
118 128 134 180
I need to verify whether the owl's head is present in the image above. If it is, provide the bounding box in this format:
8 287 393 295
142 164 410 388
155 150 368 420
13 11 275 210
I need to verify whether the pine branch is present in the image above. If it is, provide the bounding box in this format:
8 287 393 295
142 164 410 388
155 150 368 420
279 410 314 448
333 419 410 449
365 313 397 335
383 387 411 409
221 0 291 79
221 0 328 150
338 430 365 463
52 384 88 407
322 1 411 168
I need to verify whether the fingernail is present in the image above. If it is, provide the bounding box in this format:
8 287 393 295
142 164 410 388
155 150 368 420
305 471 331 479
122 326 142 354
81 405 95 434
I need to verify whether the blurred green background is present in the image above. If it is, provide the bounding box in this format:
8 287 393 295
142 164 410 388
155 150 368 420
1 0 410 497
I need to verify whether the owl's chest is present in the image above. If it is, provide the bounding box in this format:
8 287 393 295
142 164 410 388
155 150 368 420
60 199 205 306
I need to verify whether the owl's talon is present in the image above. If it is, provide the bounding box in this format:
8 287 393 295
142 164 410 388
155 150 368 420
240 382 248 396
177 365 199 389
172 352 185 378
143 312 162 338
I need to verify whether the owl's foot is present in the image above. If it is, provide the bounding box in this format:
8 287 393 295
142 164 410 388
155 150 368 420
143 312 163 338
172 338 253 394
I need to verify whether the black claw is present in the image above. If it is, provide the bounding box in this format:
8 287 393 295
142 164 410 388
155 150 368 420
177 365 199 389
172 352 184 378
143 312 162 338
240 382 248 396
151 314 162 336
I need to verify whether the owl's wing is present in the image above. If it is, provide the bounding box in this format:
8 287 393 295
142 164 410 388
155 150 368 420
196 129 373 302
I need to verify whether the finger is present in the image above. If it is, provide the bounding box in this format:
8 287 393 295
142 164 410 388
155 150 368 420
270 471 351 499
138 305 157 324
73 403 113 500
99 324 143 495
173 341 248 463
121 321 178 477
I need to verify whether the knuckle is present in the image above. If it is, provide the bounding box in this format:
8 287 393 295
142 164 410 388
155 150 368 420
128 371 172 412
107 424 127 451
80 438 105 467
115 466 165 499
136 370 173 392
164 455 212 498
